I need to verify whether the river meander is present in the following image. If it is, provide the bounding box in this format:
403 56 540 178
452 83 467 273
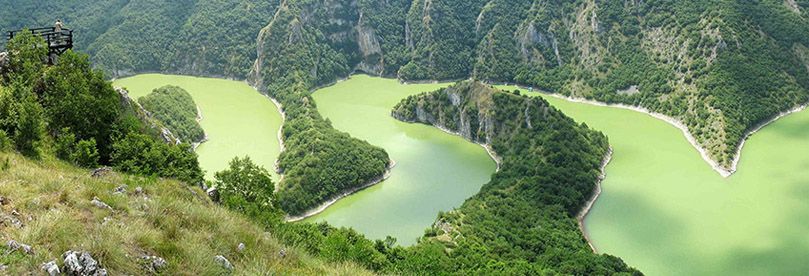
307 75 496 245
113 73 809 274
496 86 809 275
113 74 283 181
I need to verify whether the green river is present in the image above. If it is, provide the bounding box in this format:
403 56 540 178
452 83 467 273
113 74 283 181
114 74 809 274
307 75 496 245
497 86 809 275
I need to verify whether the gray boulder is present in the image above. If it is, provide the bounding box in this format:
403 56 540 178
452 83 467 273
213 255 233 272
41 260 60 276
237 243 246 252
62 250 107 276
206 187 219 202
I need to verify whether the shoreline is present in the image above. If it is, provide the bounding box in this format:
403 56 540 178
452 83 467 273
431 124 502 172
507 83 809 178
266 95 287 191
576 148 613 253
726 102 808 173
284 159 397 222
191 105 208 150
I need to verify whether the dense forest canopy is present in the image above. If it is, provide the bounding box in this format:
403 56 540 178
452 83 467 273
248 0 809 172
3 1 808 273
387 81 636 274
0 0 278 78
3 0 807 183
137 85 205 144
3 1 807 169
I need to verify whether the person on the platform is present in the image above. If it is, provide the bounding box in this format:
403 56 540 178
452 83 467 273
53 19 64 46
54 19 63 32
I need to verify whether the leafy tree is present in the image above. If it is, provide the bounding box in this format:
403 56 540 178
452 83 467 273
70 138 100 167
110 132 203 184
37 50 121 162
214 156 274 208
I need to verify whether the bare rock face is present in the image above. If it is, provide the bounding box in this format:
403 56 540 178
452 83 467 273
62 251 107 276
356 12 385 75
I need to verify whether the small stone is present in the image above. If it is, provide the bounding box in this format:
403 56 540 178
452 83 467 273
0 196 7 205
279 249 286 258
0 263 7 270
112 185 127 195
237 243 246 252
213 255 233 271
141 255 167 273
6 240 34 255
63 250 106 276
2 214 23 228
63 251 82 274
206 187 219 202
41 260 60 276
90 167 112 178
134 186 144 195
91 197 113 210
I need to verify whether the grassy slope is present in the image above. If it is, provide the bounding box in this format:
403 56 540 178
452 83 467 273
0 151 369 275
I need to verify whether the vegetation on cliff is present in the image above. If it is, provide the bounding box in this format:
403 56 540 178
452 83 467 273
247 0 809 171
0 31 202 183
387 81 635 274
137 85 205 144
248 0 391 216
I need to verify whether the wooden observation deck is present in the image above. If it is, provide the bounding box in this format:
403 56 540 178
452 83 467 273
6 27 74 63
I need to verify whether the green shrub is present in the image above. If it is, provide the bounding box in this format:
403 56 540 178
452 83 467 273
0 130 12 152
55 127 77 160
111 132 203 184
70 138 100 168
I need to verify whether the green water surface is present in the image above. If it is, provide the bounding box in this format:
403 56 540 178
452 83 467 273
113 74 283 181
497 86 809 275
307 75 497 245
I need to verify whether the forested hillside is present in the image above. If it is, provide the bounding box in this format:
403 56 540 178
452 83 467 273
138 85 205 144
384 81 635 274
3 1 807 170
0 0 278 78
248 0 809 173
219 81 638 274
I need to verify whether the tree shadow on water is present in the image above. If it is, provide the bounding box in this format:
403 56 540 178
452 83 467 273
592 190 708 275
714 181 809 275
